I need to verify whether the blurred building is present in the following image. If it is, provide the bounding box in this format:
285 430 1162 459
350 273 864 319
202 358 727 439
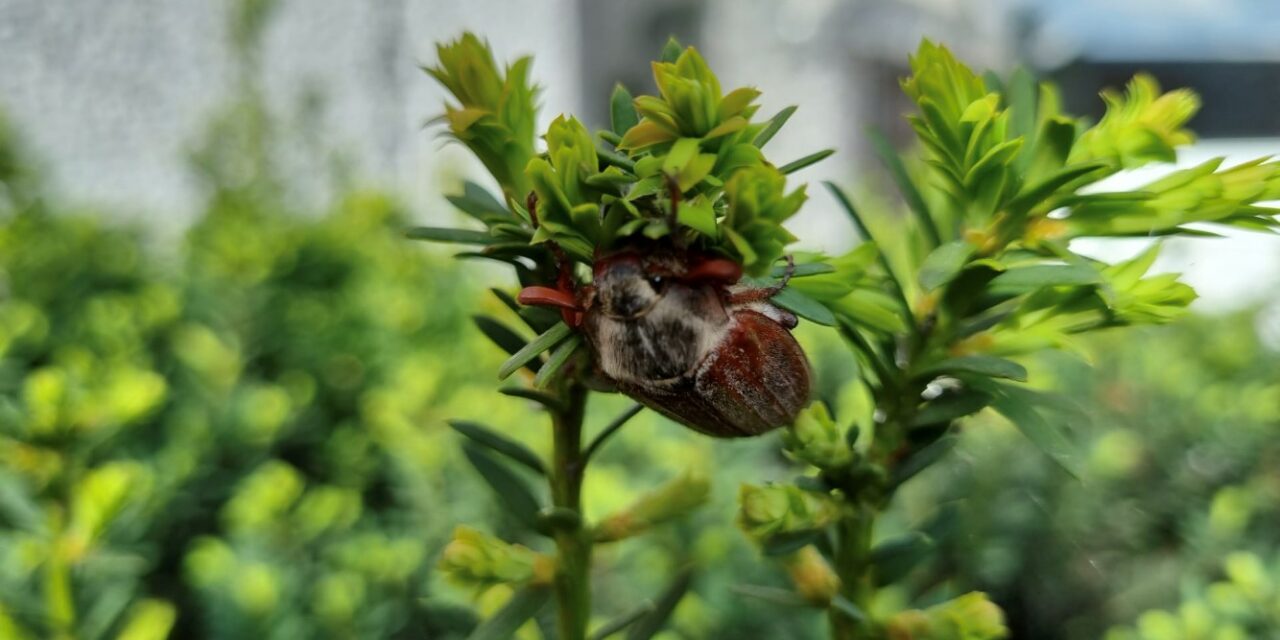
1020 0 1280 138
0 0 582 226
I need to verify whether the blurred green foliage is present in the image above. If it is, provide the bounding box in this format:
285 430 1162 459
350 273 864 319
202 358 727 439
0 99 497 636
1106 551 1280 639
893 309 1280 639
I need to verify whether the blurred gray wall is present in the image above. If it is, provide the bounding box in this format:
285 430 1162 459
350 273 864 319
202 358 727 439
0 0 581 227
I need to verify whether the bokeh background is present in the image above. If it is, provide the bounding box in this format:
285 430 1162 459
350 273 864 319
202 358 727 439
1 0 1279 638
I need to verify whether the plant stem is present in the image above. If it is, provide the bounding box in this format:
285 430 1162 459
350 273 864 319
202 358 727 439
829 506 877 639
550 382 591 640
827 320 932 639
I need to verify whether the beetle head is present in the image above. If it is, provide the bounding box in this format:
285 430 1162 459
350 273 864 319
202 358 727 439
593 254 668 319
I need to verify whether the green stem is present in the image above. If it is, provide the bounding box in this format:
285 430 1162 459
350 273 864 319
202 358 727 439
829 507 877 640
828 316 934 639
550 383 591 640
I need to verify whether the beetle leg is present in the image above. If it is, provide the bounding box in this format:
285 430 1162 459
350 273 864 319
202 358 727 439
684 257 743 284
727 286 785 305
518 286 584 328
524 190 585 327
727 254 795 304
518 286 580 310
776 253 796 288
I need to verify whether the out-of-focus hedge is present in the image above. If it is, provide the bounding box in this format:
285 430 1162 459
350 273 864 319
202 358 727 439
0 102 503 636
891 308 1280 639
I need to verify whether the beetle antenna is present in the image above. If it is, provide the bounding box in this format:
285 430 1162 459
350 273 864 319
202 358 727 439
526 191 575 292
526 191 540 229
757 254 796 298
776 254 796 290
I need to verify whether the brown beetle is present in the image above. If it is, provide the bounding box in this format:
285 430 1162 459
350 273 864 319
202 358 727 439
518 240 811 438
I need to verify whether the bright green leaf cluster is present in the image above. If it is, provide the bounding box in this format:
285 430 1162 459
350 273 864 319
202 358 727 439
893 40 1274 256
1066 156 1280 236
722 164 806 274
781 402 853 470
1070 74 1200 170
526 115 617 259
619 46 760 149
956 244 1198 356
902 41 1023 226
604 42 821 268
425 33 539 200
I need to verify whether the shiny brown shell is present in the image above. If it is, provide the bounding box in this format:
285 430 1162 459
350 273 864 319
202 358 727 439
611 308 811 437
579 246 811 437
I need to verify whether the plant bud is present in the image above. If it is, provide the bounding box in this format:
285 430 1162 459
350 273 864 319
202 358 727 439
737 483 837 545
783 546 840 605
943 592 1007 638
594 471 710 542
782 402 853 470
885 592 1007 640
438 526 553 590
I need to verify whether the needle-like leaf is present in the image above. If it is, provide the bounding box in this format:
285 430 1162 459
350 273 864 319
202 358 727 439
625 568 693 640
466 586 551 640
449 420 546 475
405 226 496 244
868 128 942 247
583 404 645 464
461 443 543 529
779 149 835 174
754 105 798 148
915 355 1028 383
498 322 572 380
534 335 582 389
610 83 639 137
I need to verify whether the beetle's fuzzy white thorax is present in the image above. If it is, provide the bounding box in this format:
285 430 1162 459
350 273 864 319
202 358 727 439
587 281 733 384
